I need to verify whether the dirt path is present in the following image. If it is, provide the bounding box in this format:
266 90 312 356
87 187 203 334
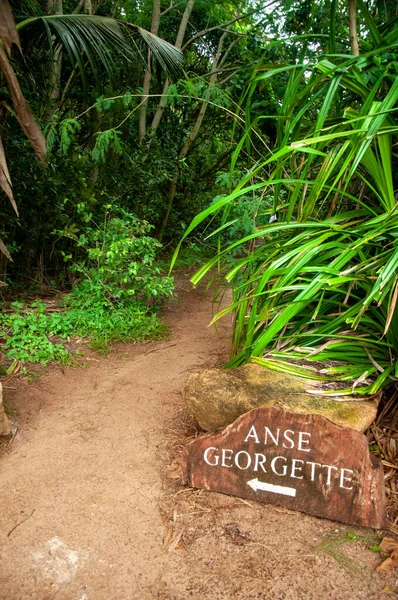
0 278 396 600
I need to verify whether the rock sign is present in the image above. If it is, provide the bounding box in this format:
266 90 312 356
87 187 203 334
181 407 385 528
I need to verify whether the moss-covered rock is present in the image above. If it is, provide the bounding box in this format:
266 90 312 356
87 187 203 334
184 363 378 433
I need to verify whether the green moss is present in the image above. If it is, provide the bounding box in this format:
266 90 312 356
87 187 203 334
334 403 359 421
307 396 326 410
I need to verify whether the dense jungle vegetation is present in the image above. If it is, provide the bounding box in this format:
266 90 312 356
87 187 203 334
0 0 397 396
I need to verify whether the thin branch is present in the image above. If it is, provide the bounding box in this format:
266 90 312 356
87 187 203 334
7 509 36 538
217 29 246 37
115 97 147 130
200 64 243 78
74 92 269 157
218 38 240 70
160 1 173 16
160 1 185 16
58 64 78 108
219 68 241 85
73 0 85 13
181 4 276 51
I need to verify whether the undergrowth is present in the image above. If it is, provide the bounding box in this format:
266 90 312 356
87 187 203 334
0 208 173 366
0 299 168 365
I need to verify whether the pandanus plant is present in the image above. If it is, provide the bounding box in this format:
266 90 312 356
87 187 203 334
173 0 398 396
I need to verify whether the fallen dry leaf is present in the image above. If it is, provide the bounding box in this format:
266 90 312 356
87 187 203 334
380 537 398 555
376 537 398 573
376 550 398 573
387 524 398 536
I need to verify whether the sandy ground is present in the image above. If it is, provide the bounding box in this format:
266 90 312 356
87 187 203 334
0 277 397 600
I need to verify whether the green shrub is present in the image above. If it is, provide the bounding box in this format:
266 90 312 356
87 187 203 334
0 301 72 365
0 209 173 365
0 299 168 365
63 206 174 308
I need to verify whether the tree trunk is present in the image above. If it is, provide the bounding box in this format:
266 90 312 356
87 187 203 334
158 30 227 241
138 0 161 143
348 0 359 56
73 0 85 13
150 0 195 135
88 106 101 187
48 0 63 13
45 0 63 119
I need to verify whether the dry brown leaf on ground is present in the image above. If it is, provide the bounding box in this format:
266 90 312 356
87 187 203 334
376 537 398 573
376 550 398 573
0 0 22 56
380 538 398 555
388 524 398 535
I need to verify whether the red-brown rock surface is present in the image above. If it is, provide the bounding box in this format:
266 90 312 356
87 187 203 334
182 407 385 528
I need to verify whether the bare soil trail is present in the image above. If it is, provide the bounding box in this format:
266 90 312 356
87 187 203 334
0 277 396 600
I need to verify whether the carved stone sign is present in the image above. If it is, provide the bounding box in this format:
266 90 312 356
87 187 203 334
181 407 385 528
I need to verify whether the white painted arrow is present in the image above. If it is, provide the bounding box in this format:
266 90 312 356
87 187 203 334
247 478 297 498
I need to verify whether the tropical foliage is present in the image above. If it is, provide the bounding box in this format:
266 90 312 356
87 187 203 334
1 0 258 284
0 0 181 263
174 0 398 395
0 0 258 363
1 0 398 386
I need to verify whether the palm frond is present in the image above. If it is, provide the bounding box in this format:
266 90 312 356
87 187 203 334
17 15 183 90
124 24 184 78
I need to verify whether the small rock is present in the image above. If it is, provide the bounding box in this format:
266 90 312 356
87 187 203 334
184 363 378 433
0 381 11 436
